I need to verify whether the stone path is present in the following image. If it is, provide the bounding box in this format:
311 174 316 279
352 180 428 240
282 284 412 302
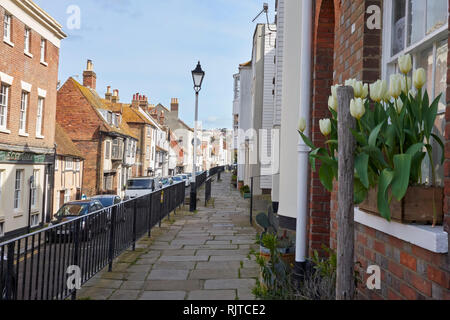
77 172 259 300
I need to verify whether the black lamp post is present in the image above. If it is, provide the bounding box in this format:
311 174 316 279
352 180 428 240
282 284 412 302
190 61 205 212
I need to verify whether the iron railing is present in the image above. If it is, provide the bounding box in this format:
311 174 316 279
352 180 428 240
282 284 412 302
0 182 185 301
205 178 212 206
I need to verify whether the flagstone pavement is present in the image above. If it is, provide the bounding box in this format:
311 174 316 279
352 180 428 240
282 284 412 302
77 172 260 300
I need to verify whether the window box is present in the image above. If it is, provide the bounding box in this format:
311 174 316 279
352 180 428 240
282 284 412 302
355 208 448 254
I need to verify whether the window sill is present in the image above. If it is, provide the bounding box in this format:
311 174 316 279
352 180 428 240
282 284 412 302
13 212 24 218
3 39 14 48
24 50 33 58
0 128 11 134
36 135 45 139
19 132 29 137
40 61 48 67
355 208 448 254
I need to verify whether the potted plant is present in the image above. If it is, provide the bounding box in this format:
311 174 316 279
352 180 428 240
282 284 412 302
298 54 444 226
240 185 251 199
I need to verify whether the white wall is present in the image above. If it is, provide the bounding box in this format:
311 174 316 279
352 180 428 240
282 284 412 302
278 0 303 220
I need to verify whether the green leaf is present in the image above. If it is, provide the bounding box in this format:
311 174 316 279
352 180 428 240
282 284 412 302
319 163 334 192
369 121 385 147
424 94 441 139
378 169 394 221
354 179 368 205
431 133 445 165
391 154 412 201
351 129 367 146
299 132 315 150
406 143 425 157
355 153 370 189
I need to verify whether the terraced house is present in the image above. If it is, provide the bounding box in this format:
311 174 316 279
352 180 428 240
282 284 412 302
56 60 138 198
0 0 66 240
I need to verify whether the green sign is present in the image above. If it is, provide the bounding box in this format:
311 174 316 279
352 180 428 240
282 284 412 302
0 151 49 164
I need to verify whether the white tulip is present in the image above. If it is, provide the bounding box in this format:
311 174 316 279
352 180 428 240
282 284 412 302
331 85 340 100
319 119 332 137
413 68 426 90
328 95 338 112
362 83 369 99
370 80 388 103
298 118 306 133
350 98 366 120
395 98 404 114
400 76 412 94
389 74 402 99
398 54 412 75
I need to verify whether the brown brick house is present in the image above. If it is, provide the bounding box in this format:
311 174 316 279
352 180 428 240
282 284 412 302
56 61 138 198
0 0 66 240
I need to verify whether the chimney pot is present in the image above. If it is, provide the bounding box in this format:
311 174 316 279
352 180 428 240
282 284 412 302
86 59 93 71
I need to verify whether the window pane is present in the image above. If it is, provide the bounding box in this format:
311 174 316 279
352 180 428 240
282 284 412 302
427 0 448 35
435 41 448 112
408 0 426 46
392 0 406 55
416 47 434 96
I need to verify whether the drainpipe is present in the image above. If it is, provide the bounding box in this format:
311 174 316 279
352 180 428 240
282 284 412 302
295 0 313 277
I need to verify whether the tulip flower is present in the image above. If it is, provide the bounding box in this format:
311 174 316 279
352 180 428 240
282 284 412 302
331 85 339 100
395 98 404 114
350 98 366 120
400 76 412 94
345 79 365 98
370 80 387 102
319 119 332 137
389 74 402 99
413 68 426 90
362 84 369 99
398 54 412 75
298 118 306 133
328 95 338 112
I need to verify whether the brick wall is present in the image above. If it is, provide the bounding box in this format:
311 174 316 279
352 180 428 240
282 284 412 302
56 78 104 196
0 5 60 151
324 0 450 300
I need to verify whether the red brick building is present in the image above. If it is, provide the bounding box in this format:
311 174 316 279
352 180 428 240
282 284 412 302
306 0 449 300
56 61 138 198
0 0 66 240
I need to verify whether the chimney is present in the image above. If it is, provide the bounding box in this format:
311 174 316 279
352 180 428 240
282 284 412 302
159 110 165 126
131 92 140 108
83 59 97 89
111 89 119 103
139 95 149 110
171 98 179 119
105 86 112 101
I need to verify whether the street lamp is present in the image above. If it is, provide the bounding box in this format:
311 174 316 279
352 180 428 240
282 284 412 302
190 61 205 212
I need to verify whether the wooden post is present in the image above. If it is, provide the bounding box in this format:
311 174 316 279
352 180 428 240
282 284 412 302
336 86 356 300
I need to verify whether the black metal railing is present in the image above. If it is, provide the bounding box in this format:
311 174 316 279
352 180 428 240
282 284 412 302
205 178 212 206
195 171 207 190
0 182 185 301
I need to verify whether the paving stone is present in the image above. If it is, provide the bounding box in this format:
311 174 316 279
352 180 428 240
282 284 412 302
196 261 242 270
139 291 186 300
127 265 152 273
239 268 259 279
109 290 141 300
100 272 127 280
204 279 256 290
196 249 249 256
121 280 146 290
94 279 124 289
237 288 255 300
77 287 115 300
171 239 208 245
205 240 231 245
184 244 239 250
148 269 189 280
159 255 209 262
209 255 250 262
189 269 238 280
125 272 148 281
188 290 236 301
135 258 158 265
152 261 196 270
145 280 202 291
160 249 197 256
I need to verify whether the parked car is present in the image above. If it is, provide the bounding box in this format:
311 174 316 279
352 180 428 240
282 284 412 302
48 200 105 242
160 177 173 188
178 174 190 187
172 175 185 186
1 255 16 300
125 178 159 200
91 195 122 208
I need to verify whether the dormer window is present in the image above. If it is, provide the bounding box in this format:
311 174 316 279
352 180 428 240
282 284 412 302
107 111 112 125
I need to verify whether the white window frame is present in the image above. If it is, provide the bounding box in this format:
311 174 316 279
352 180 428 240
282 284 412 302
24 27 31 54
65 157 73 171
75 159 81 171
19 91 28 134
55 156 59 171
3 13 11 43
146 146 150 160
0 221 4 237
105 141 111 160
64 189 70 204
0 83 9 130
30 213 39 228
40 38 47 65
36 97 44 137
14 170 23 210
30 170 39 208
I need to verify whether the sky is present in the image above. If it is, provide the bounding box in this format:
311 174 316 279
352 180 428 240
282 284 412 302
34 0 275 129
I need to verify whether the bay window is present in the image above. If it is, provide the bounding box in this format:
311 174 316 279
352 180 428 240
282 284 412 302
383 0 448 186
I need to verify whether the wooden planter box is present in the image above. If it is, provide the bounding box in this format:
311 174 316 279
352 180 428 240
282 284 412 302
260 246 295 266
359 186 444 225
244 193 252 199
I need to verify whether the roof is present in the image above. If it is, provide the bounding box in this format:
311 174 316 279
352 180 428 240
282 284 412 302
239 61 252 67
70 78 139 140
178 119 194 132
103 101 154 127
55 123 84 159
155 103 170 113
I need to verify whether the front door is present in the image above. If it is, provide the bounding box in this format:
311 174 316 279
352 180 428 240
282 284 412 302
59 191 65 208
